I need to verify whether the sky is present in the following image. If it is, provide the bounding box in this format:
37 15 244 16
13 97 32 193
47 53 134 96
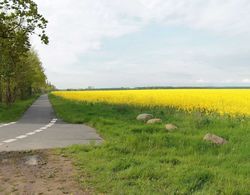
33 0 250 89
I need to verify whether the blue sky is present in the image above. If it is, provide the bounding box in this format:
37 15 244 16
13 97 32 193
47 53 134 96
34 0 250 88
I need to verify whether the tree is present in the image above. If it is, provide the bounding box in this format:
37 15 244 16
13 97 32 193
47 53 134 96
0 0 49 105
0 29 30 103
0 0 48 44
16 49 47 99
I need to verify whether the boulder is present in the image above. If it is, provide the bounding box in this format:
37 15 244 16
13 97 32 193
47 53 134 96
136 114 153 122
24 155 39 166
203 133 228 145
147 118 162 124
165 124 178 132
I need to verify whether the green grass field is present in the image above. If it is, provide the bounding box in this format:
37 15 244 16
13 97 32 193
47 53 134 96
0 96 38 123
50 94 250 194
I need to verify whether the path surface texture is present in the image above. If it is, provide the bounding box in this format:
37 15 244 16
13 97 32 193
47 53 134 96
0 95 102 151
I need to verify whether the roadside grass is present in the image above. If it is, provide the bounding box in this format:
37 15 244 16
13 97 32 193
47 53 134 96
0 96 38 123
50 94 250 194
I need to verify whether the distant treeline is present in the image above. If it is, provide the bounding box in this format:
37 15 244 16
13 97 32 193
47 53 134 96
0 0 54 105
58 86 250 91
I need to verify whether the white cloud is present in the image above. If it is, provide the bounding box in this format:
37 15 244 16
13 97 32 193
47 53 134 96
97 0 250 35
242 79 250 83
33 0 141 71
196 79 209 83
33 0 250 88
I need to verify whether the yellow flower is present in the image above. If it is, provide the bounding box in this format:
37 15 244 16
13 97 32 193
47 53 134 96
52 89 250 116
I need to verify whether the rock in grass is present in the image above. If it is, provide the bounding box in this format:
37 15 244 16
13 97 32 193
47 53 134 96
147 118 162 124
136 114 153 122
165 124 178 132
203 133 228 145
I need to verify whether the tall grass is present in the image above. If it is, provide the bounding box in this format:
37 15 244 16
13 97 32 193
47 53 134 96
50 94 250 194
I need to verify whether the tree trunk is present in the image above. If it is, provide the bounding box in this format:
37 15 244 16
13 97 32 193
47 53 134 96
0 78 2 103
6 78 12 105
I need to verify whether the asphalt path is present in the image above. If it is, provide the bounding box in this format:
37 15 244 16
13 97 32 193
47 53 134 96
0 95 102 151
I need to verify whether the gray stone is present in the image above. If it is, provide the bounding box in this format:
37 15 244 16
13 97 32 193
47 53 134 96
165 124 178 132
24 155 39 166
147 118 162 124
136 114 153 122
203 133 228 145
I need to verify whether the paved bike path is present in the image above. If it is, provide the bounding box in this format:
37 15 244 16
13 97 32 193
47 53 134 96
0 95 102 151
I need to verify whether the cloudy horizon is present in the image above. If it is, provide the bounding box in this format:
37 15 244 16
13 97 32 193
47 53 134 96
33 0 250 89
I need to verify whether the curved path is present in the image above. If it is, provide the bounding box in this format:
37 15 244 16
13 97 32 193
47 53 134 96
0 95 102 151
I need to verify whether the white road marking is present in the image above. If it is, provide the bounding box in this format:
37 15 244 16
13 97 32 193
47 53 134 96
26 132 36 135
3 139 17 143
0 122 16 128
35 129 43 132
0 118 57 146
16 135 27 139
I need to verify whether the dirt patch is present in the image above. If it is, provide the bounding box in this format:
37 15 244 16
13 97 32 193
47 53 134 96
0 150 90 194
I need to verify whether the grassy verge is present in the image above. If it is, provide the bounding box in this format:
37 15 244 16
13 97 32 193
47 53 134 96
0 96 38 123
50 94 250 194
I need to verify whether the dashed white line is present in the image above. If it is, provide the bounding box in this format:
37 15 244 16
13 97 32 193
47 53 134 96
0 118 57 146
0 122 16 128
35 129 43 133
3 139 17 143
26 132 36 135
16 135 27 139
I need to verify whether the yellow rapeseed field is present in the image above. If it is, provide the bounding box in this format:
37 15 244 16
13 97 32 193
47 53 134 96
52 89 250 116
